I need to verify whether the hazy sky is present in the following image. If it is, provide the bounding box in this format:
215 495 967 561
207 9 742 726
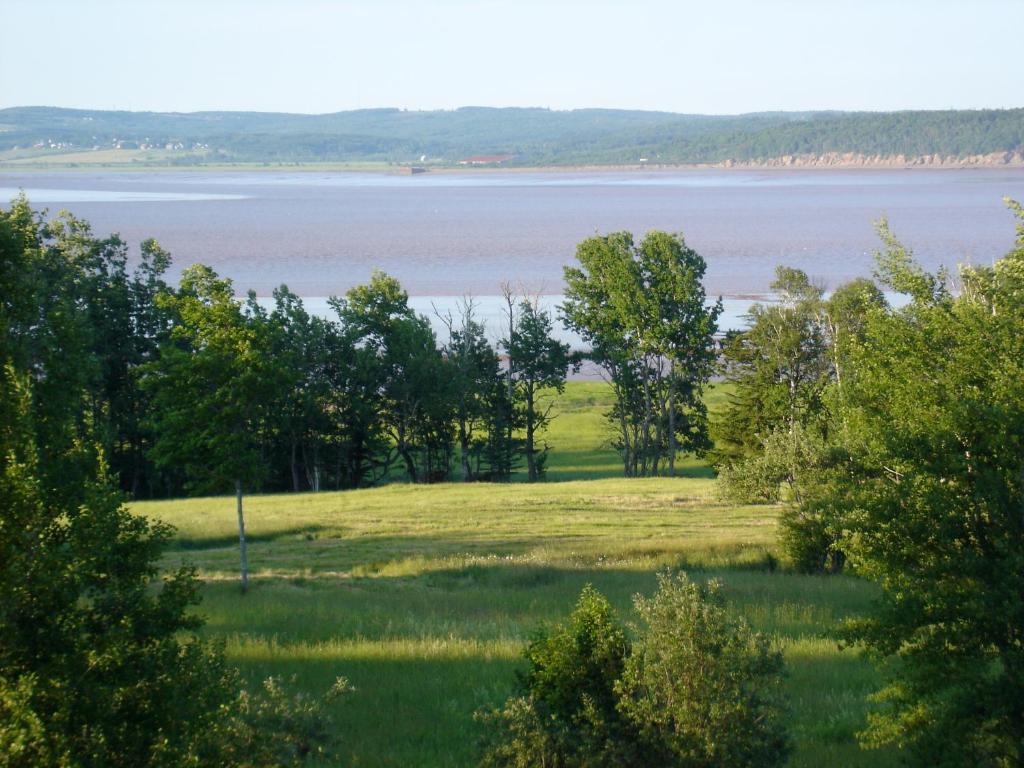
2 0 1020 114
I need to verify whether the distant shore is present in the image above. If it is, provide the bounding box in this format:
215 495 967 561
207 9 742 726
3 151 1024 174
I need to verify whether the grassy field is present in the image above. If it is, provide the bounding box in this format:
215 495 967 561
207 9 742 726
0 148 396 172
135 382 894 767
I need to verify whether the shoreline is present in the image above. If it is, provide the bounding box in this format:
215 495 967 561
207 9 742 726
3 156 1024 175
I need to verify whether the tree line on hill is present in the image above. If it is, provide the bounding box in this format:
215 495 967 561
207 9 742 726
2 105 1021 165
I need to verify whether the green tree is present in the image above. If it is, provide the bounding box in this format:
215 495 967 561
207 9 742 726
715 270 886 568
831 203 1024 765
502 291 573 481
562 231 719 477
771 278 887 572
143 265 284 590
1 198 109 506
714 266 830 467
0 196 176 499
1 200 347 767
636 232 721 475
0 382 348 768
257 286 340 492
334 271 453 483
440 299 506 481
0 427 236 767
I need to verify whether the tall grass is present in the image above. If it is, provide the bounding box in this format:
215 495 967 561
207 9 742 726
134 382 892 767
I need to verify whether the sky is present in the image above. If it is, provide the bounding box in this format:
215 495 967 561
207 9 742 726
2 0 1021 115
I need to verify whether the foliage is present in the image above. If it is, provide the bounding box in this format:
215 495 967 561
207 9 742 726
257 286 343 493
562 231 719 477
617 572 790 768
4 105 1023 166
1 200 347 767
479 578 790 768
477 585 646 768
829 201 1024 765
2 198 596 495
714 267 830 466
714 269 884 572
217 676 352 767
144 264 284 495
503 294 574 481
0 195 173 499
778 498 847 575
441 299 515 481
717 422 828 504
0 675 51 768
333 271 454 483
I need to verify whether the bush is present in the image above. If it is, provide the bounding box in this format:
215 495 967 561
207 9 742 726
717 424 827 504
779 502 846 574
479 577 790 768
217 675 352 767
0 675 51 768
718 424 850 574
617 573 791 768
477 585 647 767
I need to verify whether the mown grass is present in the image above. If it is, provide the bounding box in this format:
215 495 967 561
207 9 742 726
542 380 726 481
135 381 893 767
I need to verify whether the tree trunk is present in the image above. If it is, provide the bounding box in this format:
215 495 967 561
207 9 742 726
611 373 632 478
290 438 301 492
504 288 516 474
525 385 537 482
302 443 321 492
312 444 321 492
459 416 472 481
400 444 418 483
668 364 677 477
236 479 248 593
641 363 654 477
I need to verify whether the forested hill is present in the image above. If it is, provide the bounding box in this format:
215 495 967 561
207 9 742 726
2 105 1023 166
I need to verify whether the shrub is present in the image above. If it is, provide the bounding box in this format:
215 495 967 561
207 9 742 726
216 675 352 767
617 572 791 768
718 424 850 574
0 675 51 768
479 578 790 768
477 585 648 768
779 502 846 574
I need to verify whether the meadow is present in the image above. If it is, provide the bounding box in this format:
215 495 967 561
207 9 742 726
135 382 894 767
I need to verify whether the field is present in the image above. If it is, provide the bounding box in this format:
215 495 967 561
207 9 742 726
0 147 395 172
135 382 895 767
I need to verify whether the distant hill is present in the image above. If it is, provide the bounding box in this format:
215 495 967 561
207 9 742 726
1 105 1022 167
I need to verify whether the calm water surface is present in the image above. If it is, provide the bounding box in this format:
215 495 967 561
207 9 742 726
3 168 1023 298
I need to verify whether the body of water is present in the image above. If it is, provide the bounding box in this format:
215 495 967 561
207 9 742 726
3 168 1022 303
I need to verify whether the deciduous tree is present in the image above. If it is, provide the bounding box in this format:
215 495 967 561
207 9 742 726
563 231 719 476
503 291 573 481
143 265 283 590
832 203 1024 765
